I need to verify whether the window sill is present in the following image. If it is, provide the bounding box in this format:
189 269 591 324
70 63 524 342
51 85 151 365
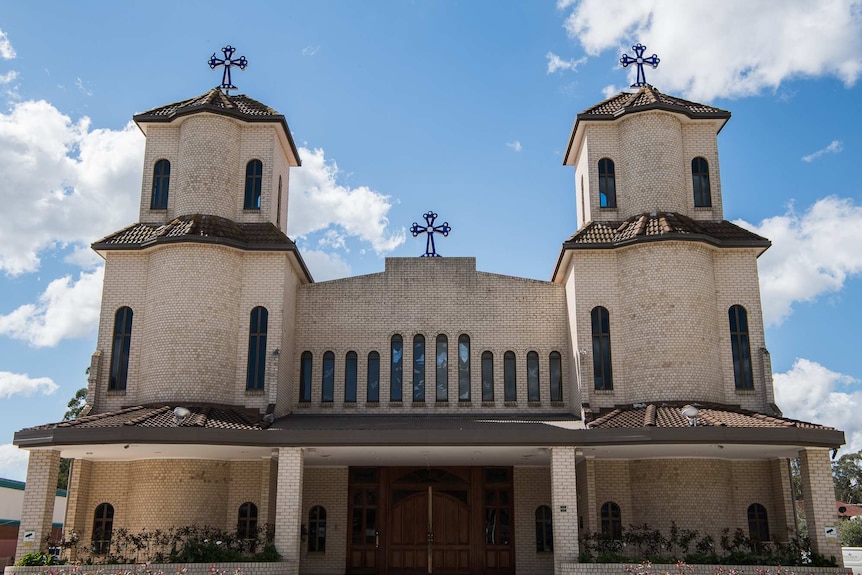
106 390 127 396
243 208 261 212
482 401 496 407
504 401 518 407
458 401 473 407
389 401 404 407
343 402 357 408
594 389 615 395
320 402 334 408
551 401 566 408
366 401 380 407
528 401 542 408
412 401 426 407
735 388 757 395
297 402 312 409
245 389 265 396
693 206 714 210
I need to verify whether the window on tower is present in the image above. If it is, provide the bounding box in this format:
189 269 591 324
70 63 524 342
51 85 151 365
729 305 754 389
598 158 617 208
549 351 562 402
391 334 403 401
413 334 425 402
436 334 448 402
481 351 494 402
244 159 263 210
322 351 335 402
246 306 268 390
109 307 133 391
367 351 380 402
345 351 358 403
504 351 517 401
527 350 540 401
299 351 312 402
591 306 613 390
692 157 712 207
458 334 471 401
151 159 170 210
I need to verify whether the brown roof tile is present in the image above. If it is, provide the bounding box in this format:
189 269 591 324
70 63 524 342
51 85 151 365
135 88 281 121
25 404 267 432
579 85 730 120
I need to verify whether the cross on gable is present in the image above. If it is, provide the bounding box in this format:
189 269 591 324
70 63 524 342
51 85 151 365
620 43 659 87
208 45 248 94
410 211 451 257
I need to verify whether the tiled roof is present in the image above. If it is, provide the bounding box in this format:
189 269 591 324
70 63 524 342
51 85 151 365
24 404 268 432
564 212 770 249
134 88 281 121
579 85 730 120
587 402 833 430
837 502 862 518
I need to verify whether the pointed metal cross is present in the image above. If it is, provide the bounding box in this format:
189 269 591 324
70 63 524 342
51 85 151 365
410 211 451 257
620 43 659 87
208 45 248 94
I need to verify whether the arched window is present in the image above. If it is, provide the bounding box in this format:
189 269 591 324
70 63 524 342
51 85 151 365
591 306 613 390
367 351 380 402
692 157 711 207
391 335 403 401
413 334 425 402
458 334 471 401
299 351 313 403
276 175 283 226
747 503 769 543
92 502 114 554
535 505 553 552
308 505 327 552
345 351 357 403
151 159 170 210
598 158 616 208
436 334 448 402
109 307 133 391
322 351 335 402
527 351 540 401
504 351 517 401
549 351 563 402
481 351 494 402
729 305 754 389
244 159 263 210
237 502 258 540
600 501 622 541
246 307 268 390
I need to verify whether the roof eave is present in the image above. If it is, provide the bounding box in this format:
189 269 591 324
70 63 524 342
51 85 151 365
561 234 772 252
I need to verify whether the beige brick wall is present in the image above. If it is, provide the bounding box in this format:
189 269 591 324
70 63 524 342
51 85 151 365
15 450 60 558
551 447 579 573
800 448 842 562
514 467 554 575
300 467 348 574
275 448 304 575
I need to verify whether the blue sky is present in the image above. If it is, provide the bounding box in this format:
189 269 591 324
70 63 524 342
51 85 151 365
1 1 861 480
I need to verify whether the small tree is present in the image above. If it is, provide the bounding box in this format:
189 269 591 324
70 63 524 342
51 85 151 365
841 518 862 547
834 450 862 504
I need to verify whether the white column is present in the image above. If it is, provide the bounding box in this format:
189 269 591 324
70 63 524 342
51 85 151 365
15 450 61 560
551 446 579 574
274 447 304 575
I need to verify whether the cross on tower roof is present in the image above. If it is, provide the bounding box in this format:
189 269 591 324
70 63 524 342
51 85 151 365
620 43 659 88
208 45 248 94
410 211 451 257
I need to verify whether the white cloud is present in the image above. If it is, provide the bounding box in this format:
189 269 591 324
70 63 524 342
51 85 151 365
302 46 320 57
0 443 28 481
546 52 587 74
288 146 405 254
0 70 17 84
802 140 843 162
300 249 352 282
0 29 16 60
601 84 620 99
0 100 144 275
0 371 58 399
774 358 862 454
558 0 862 101
736 196 862 326
75 77 93 97
506 141 522 152
0 267 104 347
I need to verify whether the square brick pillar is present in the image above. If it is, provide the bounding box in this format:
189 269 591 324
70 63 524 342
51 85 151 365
63 459 92 561
551 446 579 574
15 449 61 560
274 447 304 575
799 448 842 563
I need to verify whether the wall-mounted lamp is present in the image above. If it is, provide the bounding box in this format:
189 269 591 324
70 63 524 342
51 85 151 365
173 406 191 427
680 406 699 427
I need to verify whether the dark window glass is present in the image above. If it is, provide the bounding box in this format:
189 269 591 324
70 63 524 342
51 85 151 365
322 351 335 402
482 351 494 401
391 335 403 401
92 502 114 554
527 351 540 401
549 351 562 402
246 306 268 390
345 351 357 403
413 334 425 401
748 503 770 543
244 159 263 210
151 159 170 210
600 501 622 541
535 505 553 552
504 351 517 401
591 306 613 390
299 351 313 403
458 334 471 401
598 158 617 208
109 307 133 391
308 505 327 552
729 305 754 389
276 175 283 226
436 334 448 402
692 157 712 207
367 351 380 402
237 502 258 540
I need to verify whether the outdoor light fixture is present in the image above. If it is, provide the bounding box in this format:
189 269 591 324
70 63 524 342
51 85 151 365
173 406 191 426
680 406 699 427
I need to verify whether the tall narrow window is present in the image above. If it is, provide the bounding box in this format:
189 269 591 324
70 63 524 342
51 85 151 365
151 159 170 210
299 351 312 402
237 502 258 540
458 334 471 401
549 351 563 402
747 503 769 543
535 505 553 552
276 175 283 226
692 157 712 207
591 306 613 390
729 305 753 389
413 334 425 402
598 158 616 208
109 307 133 391
504 351 517 401
436 334 448 402
600 501 622 541
322 351 335 402
391 335 403 401
345 351 357 403
92 503 114 554
527 351 540 401
308 505 327 552
246 307 268 390
244 159 263 210
482 351 494 402
367 351 380 402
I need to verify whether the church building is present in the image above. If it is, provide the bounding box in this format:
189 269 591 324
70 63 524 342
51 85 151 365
10 46 845 575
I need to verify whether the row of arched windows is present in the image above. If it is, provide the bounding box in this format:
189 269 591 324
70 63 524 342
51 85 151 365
595 157 712 209
598 502 769 542
299 337 564 404
148 159 269 211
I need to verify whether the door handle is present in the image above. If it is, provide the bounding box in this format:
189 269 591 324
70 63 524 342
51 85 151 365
375 531 379 549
